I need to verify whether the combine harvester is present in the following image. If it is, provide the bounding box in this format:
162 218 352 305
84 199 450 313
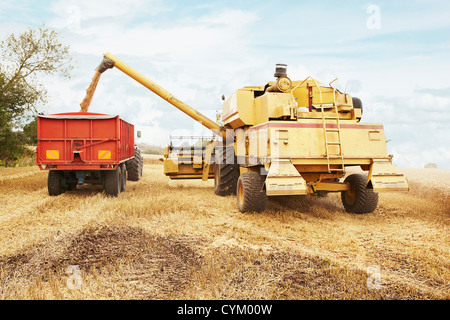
86 53 409 212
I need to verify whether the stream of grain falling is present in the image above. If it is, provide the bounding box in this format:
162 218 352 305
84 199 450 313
79 71 102 112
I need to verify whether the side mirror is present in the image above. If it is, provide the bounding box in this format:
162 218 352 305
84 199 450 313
137 130 141 138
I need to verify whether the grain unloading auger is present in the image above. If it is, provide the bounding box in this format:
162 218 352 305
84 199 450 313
97 53 409 214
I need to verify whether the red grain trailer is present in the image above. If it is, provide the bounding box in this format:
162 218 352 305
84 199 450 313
36 112 143 196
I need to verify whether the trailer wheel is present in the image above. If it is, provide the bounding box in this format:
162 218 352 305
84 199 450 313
139 155 144 177
105 166 121 197
120 163 127 192
127 148 141 181
48 170 64 196
214 146 240 196
236 172 267 213
341 174 378 214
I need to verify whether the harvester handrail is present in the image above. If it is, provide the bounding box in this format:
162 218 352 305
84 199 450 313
329 78 339 106
328 78 339 90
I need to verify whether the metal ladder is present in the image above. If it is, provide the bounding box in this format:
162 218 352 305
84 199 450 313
293 76 346 173
318 80 345 173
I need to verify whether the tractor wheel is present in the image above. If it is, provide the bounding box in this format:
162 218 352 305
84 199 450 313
127 148 141 181
48 170 64 196
105 166 121 197
139 155 144 177
214 146 240 196
352 97 363 122
236 172 267 213
341 173 378 214
120 163 127 192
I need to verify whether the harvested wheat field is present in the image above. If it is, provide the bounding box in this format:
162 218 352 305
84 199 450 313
0 158 448 300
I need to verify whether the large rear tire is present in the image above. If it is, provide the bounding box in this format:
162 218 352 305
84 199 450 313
214 146 240 196
352 97 363 122
105 166 121 197
48 170 64 196
127 147 141 181
341 173 378 214
236 172 267 213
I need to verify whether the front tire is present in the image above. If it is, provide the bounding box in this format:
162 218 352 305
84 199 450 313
341 173 378 214
214 146 240 196
236 172 267 213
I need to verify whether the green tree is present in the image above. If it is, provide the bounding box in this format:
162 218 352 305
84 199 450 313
0 116 26 165
0 25 73 165
22 117 37 145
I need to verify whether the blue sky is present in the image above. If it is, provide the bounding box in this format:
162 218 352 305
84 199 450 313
1 0 449 169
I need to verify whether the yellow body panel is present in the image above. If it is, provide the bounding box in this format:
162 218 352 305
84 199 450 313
368 160 409 192
241 120 388 160
265 160 308 196
254 93 297 124
222 84 356 130
222 90 255 129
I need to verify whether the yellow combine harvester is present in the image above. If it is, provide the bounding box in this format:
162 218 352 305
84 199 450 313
96 53 409 214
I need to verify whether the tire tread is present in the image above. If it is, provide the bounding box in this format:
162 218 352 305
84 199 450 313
341 174 378 214
237 172 267 213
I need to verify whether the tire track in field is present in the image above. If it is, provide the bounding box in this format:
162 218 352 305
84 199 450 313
205 197 447 299
0 172 114 257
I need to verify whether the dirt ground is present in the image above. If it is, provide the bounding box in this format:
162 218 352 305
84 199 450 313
0 159 448 300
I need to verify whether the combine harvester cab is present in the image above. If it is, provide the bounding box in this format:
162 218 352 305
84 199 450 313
95 54 409 213
36 112 143 197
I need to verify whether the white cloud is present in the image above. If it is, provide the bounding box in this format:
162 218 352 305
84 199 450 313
391 144 450 169
359 91 450 169
48 0 169 28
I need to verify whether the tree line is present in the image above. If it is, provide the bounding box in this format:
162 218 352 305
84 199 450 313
0 25 73 166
